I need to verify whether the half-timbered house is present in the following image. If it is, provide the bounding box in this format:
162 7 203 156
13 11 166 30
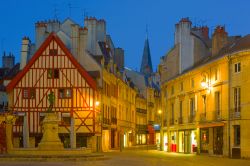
6 33 101 151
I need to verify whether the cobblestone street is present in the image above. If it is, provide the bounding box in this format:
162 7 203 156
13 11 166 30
0 150 250 166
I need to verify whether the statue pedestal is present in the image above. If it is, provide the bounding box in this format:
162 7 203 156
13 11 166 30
38 113 64 150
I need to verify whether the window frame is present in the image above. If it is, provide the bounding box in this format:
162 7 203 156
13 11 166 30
234 62 241 73
234 125 240 146
234 87 241 113
47 68 60 79
23 88 36 99
58 88 73 99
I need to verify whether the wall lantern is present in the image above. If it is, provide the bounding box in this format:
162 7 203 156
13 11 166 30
95 101 100 107
201 72 212 92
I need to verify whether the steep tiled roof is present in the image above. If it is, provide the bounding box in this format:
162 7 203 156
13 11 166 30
6 33 97 92
167 34 250 83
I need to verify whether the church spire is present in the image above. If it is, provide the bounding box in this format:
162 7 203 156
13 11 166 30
140 25 153 75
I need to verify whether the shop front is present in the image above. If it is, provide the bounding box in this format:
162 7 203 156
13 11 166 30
163 132 168 151
170 131 177 152
199 123 224 155
183 130 197 154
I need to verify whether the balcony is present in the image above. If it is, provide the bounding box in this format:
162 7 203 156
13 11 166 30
136 124 147 131
170 118 174 125
178 117 183 124
103 118 110 125
213 111 222 121
111 117 117 125
136 108 147 114
200 113 207 122
188 115 195 123
231 111 241 119
148 121 154 125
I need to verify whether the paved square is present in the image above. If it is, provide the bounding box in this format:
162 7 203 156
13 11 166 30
0 150 250 166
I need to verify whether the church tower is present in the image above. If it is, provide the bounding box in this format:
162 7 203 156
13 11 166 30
140 34 153 75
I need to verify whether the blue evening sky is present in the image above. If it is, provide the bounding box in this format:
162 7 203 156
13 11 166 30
0 0 249 71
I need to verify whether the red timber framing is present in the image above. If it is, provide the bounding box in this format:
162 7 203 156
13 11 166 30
6 33 99 137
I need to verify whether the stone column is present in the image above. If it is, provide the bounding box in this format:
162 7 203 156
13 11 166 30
70 117 76 149
5 115 15 152
23 115 29 148
160 128 164 151
197 128 200 155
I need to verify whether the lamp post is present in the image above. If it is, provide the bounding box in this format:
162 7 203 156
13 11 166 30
158 109 163 151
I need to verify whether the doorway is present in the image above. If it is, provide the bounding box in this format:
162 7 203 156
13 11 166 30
213 127 223 155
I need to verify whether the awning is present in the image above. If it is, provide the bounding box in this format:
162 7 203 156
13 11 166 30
198 122 225 128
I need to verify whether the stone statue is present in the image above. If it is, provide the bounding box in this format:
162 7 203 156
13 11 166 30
47 91 55 112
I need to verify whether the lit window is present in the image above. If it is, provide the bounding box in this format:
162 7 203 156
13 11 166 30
48 69 59 79
234 63 241 73
58 88 72 99
23 88 36 99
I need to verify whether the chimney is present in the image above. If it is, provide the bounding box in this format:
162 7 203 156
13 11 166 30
201 26 209 40
84 17 97 55
20 37 30 69
2 52 15 69
78 27 88 66
175 17 192 44
212 26 228 56
35 21 47 50
71 24 79 59
114 48 124 72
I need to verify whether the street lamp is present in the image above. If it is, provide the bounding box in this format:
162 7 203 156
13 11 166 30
201 72 212 92
157 109 163 151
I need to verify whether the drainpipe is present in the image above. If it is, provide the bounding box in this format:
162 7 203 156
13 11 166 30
227 55 231 158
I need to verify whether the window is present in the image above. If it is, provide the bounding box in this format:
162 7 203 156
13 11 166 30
190 98 195 116
58 88 72 99
48 69 59 79
234 125 240 146
191 78 194 88
215 68 218 81
15 116 24 125
62 117 71 125
180 82 183 91
23 88 36 99
202 95 206 115
215 91 220 115
171 86 174 95
49 49 58 56
234 87 241 113
179 101 183 118
234 62 241 73
171 103 174 124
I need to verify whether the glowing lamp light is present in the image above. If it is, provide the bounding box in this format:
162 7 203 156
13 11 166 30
95 101 100 107
201 81 208 88
158 109 162 114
